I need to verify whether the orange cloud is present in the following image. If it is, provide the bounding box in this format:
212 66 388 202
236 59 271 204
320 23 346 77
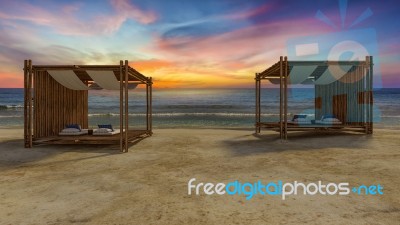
130 59 174 73
0 73 23 88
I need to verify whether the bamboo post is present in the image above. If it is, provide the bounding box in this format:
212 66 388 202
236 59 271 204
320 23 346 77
23 60 28 147
149 77 153 132
124 60 129 152
146 79 149 131
314 80 317 128
369 56 373 134
28 60 33 147
257 75 261 133
365 57 368 131
119 60 124 152
279 56 283 139
361 65 366 128
360 66 365 126
255 74 259 133
284 56 288 140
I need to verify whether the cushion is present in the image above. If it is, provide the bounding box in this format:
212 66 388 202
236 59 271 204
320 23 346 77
61 128 81 133
321 114 335 120
322 118 340 122
292 114 307 121
98 124 113 131
95 128 113 133
66 124 81 131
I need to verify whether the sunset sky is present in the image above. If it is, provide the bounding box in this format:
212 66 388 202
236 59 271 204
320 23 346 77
0 0 399 88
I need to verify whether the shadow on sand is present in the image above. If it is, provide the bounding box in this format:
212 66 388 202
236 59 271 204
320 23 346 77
223 130 373 156
0 138 145 169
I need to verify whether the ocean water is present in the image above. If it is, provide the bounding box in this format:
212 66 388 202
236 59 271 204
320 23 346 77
0 88 399 129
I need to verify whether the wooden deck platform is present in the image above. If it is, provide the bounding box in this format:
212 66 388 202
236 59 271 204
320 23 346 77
32 130 152 145
257 122 367 132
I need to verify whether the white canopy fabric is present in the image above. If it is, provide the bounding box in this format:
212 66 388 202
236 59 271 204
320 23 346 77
314 65 352 85
87 71 120 90
48 70 89 90
127 83 139 89
268 78 281 85
265 64 353 85
288 65 318 84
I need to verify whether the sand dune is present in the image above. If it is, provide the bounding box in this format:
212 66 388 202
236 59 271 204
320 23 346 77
0 128 399 224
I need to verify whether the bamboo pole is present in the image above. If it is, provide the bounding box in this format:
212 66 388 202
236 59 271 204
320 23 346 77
284 56 288 140
366 67 369 129
119 60 124 152
36 71 39 137
28 60 33 147
255 74 259 133
51 74 54 134
124 60 129 152
149 77 153 132
360 65 365 126
258 75 261 133
146 80 149 131
60 78 64 134
360 66 364 126
24 60 28 147
369 56 373 134
279 56 283 139
314 79 318 126
365 57 368 132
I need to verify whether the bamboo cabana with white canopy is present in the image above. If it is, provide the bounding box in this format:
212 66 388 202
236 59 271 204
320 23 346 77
255 56 373 139
24 60 153 152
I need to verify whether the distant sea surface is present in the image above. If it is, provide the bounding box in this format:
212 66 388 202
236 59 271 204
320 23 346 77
0 88 399 129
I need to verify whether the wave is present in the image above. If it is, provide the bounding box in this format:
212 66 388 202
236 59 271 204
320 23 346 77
0 104 24 110
88 113 120 117
90 104 250 110
163 105 240 109
88 112 301 117
0 115 23 118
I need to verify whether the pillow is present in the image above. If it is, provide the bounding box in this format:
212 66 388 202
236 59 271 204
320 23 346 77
98 124 113 131
62 128 80 133
66 124 81 131
294 118 309 123
323 118 340 122
321 114 335 120
292 114 307 121
95 128 113 133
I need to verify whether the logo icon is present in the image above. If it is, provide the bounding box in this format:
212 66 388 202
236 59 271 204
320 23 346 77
285 0 382 123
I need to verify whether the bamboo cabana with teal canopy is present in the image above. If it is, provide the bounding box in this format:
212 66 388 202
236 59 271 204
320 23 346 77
255 56 374 139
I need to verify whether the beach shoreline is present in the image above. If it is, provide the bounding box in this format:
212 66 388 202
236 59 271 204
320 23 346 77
0 128 399 224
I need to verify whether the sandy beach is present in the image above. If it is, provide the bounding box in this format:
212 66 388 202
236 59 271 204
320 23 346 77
0 128 399 224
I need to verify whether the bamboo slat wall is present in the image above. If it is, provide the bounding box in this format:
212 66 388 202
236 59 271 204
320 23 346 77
24 60 153 151
33 71 88 138
315 64 372 126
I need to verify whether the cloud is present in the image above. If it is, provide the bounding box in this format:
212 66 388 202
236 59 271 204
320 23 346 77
222 2 271 20
138 15 339 88
0 72 23 88
110 0 157 24
159 2 272 40
130 59 175 73
153 18 331 69
0 0 398 88
0 0 157 36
